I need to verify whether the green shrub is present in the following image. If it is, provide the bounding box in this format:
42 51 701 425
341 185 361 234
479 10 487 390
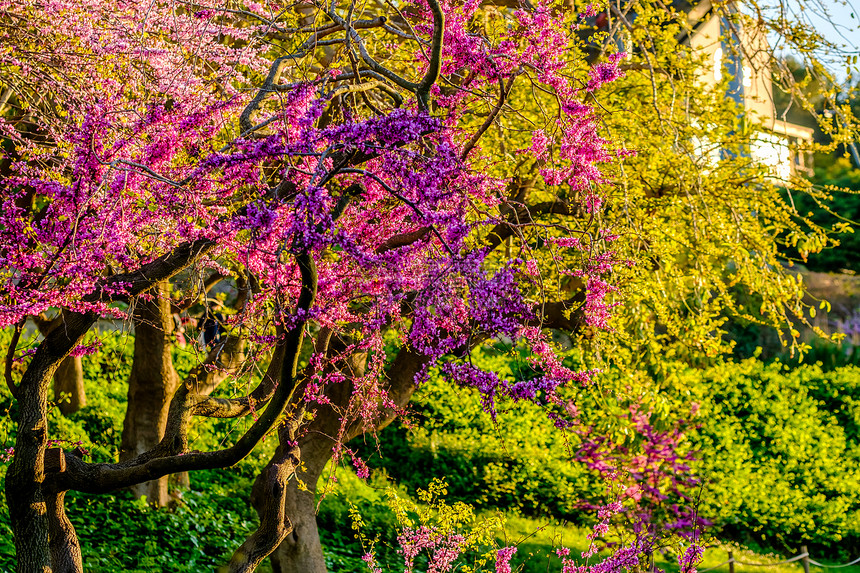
688 360 860 552
4 328 860 566
358 355 860 554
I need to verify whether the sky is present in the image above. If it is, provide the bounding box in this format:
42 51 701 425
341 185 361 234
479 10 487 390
778 0 860 82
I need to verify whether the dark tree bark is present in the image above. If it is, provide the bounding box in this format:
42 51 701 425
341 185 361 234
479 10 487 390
5 311 96 573
45 488 83 573
268 433 335 573
6 238 216 571
119 281 180 507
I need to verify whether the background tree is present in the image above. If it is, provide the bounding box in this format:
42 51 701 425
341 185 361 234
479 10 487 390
559 0 860 369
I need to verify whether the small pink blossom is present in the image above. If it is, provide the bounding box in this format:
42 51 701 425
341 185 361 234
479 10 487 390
530 129 550 159
496 546 517 573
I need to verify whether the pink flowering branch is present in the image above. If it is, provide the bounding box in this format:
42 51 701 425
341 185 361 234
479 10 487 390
0 0 645 569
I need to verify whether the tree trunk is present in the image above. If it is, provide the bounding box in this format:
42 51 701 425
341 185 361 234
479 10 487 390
119 283 179 507
6 389 52 573
53 356 85 416
32 316 86 416
221 421 303 573
6 311 96 572
45 489 83 573
268 434 331 573
268 348 426 573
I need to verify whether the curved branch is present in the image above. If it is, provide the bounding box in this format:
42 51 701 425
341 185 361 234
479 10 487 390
240 16 390 133
461 74 516 160
415 0 445 109
328 10 419 94
324 0 445 108
171 272 227 314
164 180 356 431
329 80 395 101
189 335 285 419
483 199 578 251
46 251 318 495
94 237 217 304
376 227 431 253
239 56 294 135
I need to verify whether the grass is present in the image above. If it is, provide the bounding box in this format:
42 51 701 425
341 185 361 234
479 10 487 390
675 544 860 573
317 467 860 573
478 514 860 573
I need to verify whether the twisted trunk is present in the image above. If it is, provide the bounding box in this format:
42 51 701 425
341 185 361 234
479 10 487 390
7 237 212 570
5 311 96 572
6 359 53 572
221 438 302 573
268 434 332 573
268 348 427 573
45 489 82 573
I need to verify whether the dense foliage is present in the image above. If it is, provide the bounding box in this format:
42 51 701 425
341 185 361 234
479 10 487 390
360 354 860 553
783 159 860 273
3 0 860 571
4 332 860 570
1 0 650 568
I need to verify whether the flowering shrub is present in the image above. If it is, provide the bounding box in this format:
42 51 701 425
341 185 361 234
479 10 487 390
349 478 510 573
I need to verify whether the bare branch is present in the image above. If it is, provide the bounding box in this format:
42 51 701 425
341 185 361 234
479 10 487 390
239 16 391 133
461 74 516 160
47 251 317 495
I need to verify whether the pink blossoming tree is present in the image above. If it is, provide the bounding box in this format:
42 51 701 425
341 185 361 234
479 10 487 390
0 0 700 571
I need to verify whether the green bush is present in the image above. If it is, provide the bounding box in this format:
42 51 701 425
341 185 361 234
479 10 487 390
354 347 598 524
4 328 860 567
358 355 860 554
688 360 860 553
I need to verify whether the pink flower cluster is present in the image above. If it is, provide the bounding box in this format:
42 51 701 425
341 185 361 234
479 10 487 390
398 526 466 573
0 6 670 572
496 546 518 573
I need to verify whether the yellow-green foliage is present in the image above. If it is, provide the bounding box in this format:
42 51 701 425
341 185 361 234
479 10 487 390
469 1 856 371
349 478 504 573
358 348 860 552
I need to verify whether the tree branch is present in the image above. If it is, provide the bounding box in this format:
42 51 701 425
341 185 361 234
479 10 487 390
170 272 227 314
4 318 24 399
461 74 516 160
94 237 217 304
46 251 318 495
240 17 390 133
483 199 577 251
376 227 431 253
